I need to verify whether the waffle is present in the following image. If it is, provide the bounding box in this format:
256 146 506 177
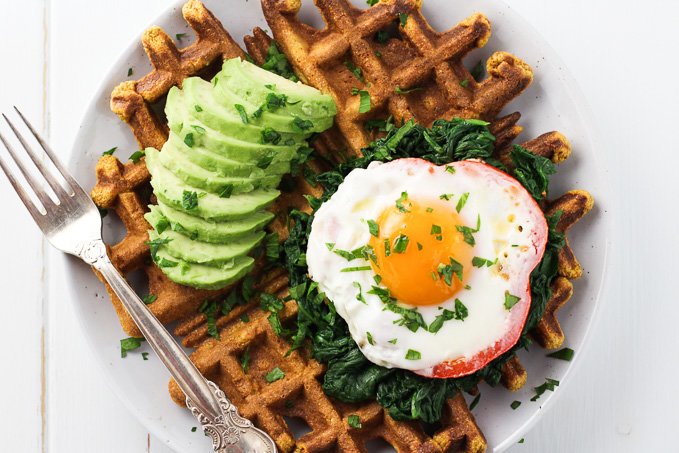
90 0 593 451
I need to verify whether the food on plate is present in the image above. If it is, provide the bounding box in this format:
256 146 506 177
307 158 547 377
90 0 594 450
142 58 336 289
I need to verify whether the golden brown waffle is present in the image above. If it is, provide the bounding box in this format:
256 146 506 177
90 0 594 451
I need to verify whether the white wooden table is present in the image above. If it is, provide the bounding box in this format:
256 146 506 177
1 0 676 451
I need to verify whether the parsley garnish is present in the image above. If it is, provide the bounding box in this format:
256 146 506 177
357 90 371 113
341 265 372 272
366 0 379 5
439 193 454 201
129 150 145 163
510 400 521 410
394 86 423 95
344 61 365 83
265 367 285 383
383 239 391 256
181 190 199 210
175 33 187 42
261 127 282 144
375 30 390 43
260 293 288 337
546 347 574 361
530 378 559 401
199 300 220 339
127 68 133 77
469 393 481 411
145 237 172 259
194 104 203 112
395 191 410 212
367 219 379 237
416 242 423 251
456 214 481 246
456 192 469 212
504 291 521 310
184 133 194 148
102 147 117 156
399 13 408 27
470 60 485 81
353 282 367 304
120 337 144 358
234 104 248 124
459 79 469 88
431 224 442 240
141 352 149 361
437 258 463 286
257 150 276 169
472 256 497 268
262 41 298 81
366 331 374 345
142 294 157 305
405 349 421 360
291 117 314 132
192 125 205 134
218 184 234 198
392 234 409 253
347 414 362 428
428 299 468 333
445 165 456 174
240 348 251 373
388 338 397 344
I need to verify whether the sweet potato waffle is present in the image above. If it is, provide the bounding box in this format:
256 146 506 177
90 0 593 451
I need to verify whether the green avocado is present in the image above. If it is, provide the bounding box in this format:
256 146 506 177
157 143 283 194
147 226 264 266
152 246 255 290
163 132 291 178
172 78 305 141
149 202 274 244
145 56 337 291
146 148 279 220
217 58 336 122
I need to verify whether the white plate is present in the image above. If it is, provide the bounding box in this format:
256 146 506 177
63 0 613 451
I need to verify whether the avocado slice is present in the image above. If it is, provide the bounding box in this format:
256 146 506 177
147 227 264 266
152 247 255 290
146 148 279 221
172 78 306 141
148 203 274 244
163 132 291 178
213 77 334 133
157 143 283 194
217 58 336 121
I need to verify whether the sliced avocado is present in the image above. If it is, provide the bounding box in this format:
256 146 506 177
152 247 255 290
213 78 334 133
173 78 307 141
146 148 279 221
147 227 264 266
217 58 337 121
157 143 283 194
164 132 291 178
150 203 274 244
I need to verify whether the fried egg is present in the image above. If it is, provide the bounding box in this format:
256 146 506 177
306 158 548 377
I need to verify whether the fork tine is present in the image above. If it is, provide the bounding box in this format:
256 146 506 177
0 129 56 209
2 113 72 198
13 107 84 197
0 149 47 225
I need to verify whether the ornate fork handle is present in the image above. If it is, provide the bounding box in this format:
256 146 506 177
82 239 276 453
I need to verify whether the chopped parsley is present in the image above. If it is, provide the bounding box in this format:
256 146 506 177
470 60 485 81
181 190 199 210
459 79 469 88
546 347 575 361
291 117 314 132
405 349 421 360
265 367 285 383
141 352 149 361
399 13 409 27
530 378 559 401
472 256 497 268
445 165 456 174
416 242 423 251
366 331 375 345
234 104 248 124
240 348 251 373
392 234 409 253
145 237 172 259
347 414 362 428
199 300 220 340
192 125 205 134
175 33 187 42
142 294 157 305
388 338 397 344
430 224 442 240
127 68 133 77
469 393 481 411
395 191 410 212
261 127 282 144
129 150 145 163
257 150 276 169
428 299 468 333
262 41 298 81
394 86 423 95
184 132 195 147
437 258 463 285
375 30 390 43
439 193 454 201
218 184 234 198
383 239 391 256
353 282 367 304
194 104 203 112
456 192 469 212
510 400 521 410
156 257 178 268
120 337 144 358
367 219 380 237
102 146 117 156
504 291 521 310
366 0 379 5
357 90 371 113
344 61 365 83
341 266 372 273
456 214 481 246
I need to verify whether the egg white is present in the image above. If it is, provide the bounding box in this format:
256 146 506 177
306 158 545 375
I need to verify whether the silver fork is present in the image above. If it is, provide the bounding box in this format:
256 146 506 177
0 107 277 453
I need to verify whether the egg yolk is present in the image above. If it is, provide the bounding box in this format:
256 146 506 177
368 198 473 306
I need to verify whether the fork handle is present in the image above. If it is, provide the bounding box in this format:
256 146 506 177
81 239 276 452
